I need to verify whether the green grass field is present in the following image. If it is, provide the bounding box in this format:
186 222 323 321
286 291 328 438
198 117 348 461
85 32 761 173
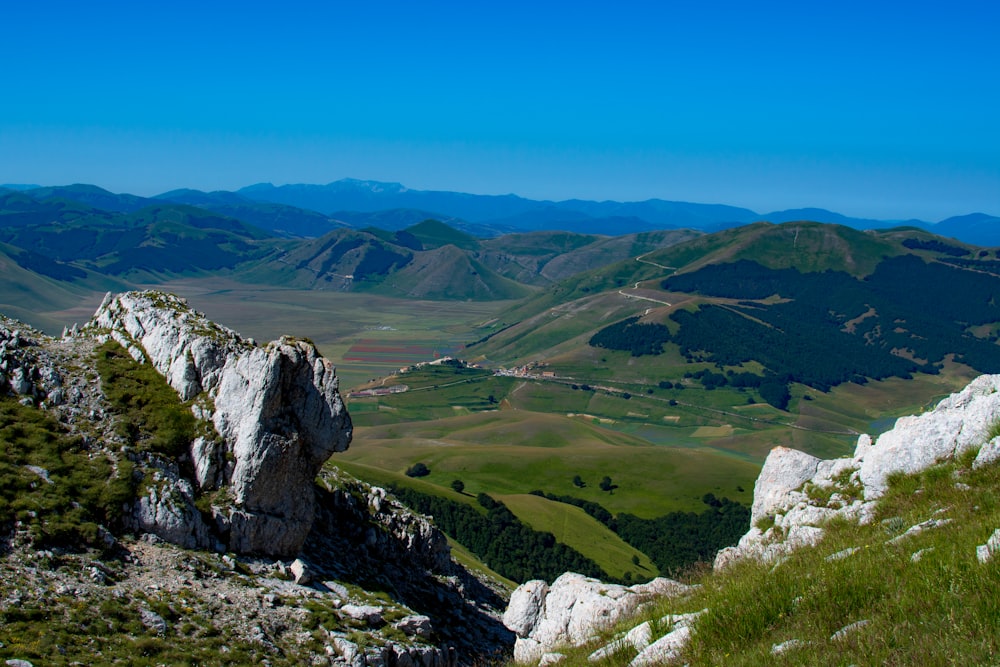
497 493 657 581
340 410 759 517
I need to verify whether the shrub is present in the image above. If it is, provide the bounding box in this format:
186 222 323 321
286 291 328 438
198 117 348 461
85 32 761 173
404 462 430 478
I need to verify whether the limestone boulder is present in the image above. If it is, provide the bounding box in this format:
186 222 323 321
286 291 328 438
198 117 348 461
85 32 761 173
503 572 693 665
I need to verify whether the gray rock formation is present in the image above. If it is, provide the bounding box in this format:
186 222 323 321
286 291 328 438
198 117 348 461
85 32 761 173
716 374 1000 569
89 291 353 557
502 572 693 664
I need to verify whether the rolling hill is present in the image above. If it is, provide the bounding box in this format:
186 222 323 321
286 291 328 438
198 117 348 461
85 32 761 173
469 222 1000 415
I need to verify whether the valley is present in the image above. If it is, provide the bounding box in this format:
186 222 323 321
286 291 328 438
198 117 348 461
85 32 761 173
1 182 998 587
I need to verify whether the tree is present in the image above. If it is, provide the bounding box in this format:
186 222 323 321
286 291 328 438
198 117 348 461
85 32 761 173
451 479 465 494
599 476 615 492
405 462 430 478
572 475 585 488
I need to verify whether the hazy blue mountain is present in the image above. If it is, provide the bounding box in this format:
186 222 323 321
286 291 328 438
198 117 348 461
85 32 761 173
0 190 117 228
239 179 546 222
155 188 347 238
238 178 950 238
0 184 42 191
22 184 152 213
760 207 931 231
547 199 759 229
933 213 1000 247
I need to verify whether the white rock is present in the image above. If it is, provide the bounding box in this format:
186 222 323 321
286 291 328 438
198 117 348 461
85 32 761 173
771 638 807 654
830 619 869 641
860 375 1000 498
629 625 691 667
91 291 354 557
750 447 820 525
719 375 1000 570
140 608 168 635
290 558 313 585
394 615 433 639
504 572 692 665
974 437 1000 469
976 528 1000 564
503 579 549 637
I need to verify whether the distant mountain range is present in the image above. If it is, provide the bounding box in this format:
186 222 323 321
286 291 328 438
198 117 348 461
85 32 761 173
4 179 998 244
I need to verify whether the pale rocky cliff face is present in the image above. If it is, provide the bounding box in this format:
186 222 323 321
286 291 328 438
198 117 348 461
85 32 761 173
716 374 1000 569
90 291 353 557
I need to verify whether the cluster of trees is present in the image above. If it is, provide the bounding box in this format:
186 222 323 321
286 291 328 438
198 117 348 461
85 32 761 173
405 462 431 478
901 238 969 256
589 316 672 356
528 490 750 575
613 495 750 575
655 256 1000 403
353 241 413 280
387 485 607 583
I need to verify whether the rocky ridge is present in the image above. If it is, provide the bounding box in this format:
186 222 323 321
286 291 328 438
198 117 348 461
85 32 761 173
715 373 1000 569
0 292 513 665
90 290 353 557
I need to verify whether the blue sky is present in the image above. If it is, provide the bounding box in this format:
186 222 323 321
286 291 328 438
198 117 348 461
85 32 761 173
1 1 997 220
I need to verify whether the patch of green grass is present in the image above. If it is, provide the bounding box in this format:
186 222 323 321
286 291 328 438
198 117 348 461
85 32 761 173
95 340 196 457
497 493 657 581
0 398 133 550
341 410 759 518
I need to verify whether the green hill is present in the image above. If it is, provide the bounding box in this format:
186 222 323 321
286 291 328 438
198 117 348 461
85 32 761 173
403 219 481 250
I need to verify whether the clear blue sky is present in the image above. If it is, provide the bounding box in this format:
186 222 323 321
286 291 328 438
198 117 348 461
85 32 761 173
2 1 997 220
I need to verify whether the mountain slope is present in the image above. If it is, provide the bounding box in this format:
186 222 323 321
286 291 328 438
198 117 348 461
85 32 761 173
22 183 152 213
0 202 279 280
469 222 1000 415
155 188 348 238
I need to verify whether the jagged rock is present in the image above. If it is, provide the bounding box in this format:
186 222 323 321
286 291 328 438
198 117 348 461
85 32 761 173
395 614 433 639
886 518 953 545
718 375 1000 569
503 572 693 665
976 529 1000 563
341 604 385 627
974 437 1000 469
502 579 548 637
825 547 860 562
750 447 820 525
860 375 1000 498
90 291 354 557
140 608 168 635
290 558 314 585
629 625 691 667
131 474 215 550
538 653 565 666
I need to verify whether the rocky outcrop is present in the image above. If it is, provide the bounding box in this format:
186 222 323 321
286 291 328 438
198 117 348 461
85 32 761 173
1 318 67 407
89 291 353 557
716 374 1000 569
502 572 693 664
